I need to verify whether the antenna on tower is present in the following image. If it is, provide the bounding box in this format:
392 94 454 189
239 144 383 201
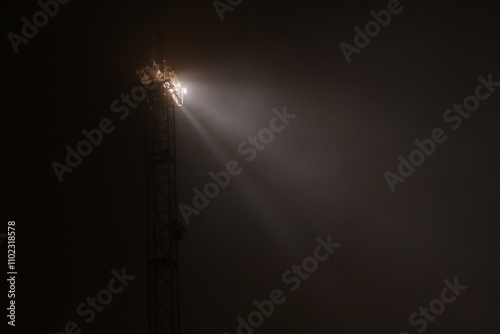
151 38 155 64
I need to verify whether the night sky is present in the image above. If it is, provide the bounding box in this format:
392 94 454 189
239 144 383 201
4 0 500 333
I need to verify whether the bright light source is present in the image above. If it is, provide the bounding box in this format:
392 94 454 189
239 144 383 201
137 60 184 106
183 87 187 94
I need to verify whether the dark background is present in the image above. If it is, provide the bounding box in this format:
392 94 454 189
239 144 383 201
3 0 500 333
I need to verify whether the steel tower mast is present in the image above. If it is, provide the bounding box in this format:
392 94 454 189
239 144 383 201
137 60 185 334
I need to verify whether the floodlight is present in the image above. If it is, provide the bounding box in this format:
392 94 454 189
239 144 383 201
136 60 184 106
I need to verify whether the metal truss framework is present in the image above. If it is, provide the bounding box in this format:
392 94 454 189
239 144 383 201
141 61 184 334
